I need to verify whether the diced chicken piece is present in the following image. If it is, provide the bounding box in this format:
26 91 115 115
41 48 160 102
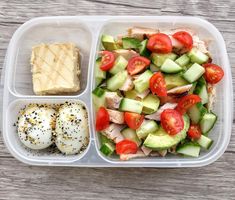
101 123 125 143
192 35 209 54
136 89 150 99
141 145 152 156
167 84 193 95
206 83 216 111
128 27 159 40
105 92 122 109
159 96 179 105
168 145 177 154
120 75 134 91
158 150 168 157
169 35 184 49
120 150 146 161
149 152 160 157
113 49 139 60
145 103 178 121
107 109 125 124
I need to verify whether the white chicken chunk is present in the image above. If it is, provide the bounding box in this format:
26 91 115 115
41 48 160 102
101 123 125 143
107 109 125 124
145 103 178 121
105 92 122 109
128 27 159 40
113 49 139 60
120 150 146 161
119 75 134 91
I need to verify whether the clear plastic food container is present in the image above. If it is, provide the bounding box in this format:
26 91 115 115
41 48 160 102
2 16 233 167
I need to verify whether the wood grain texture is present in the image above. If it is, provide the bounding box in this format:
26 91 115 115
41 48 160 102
0 0 234 199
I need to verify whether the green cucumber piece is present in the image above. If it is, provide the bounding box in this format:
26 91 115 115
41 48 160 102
122 37 141 49
175 54 190 67
200 113 217 135
100 143 115 156
197 135 213 150
124 90 138 99
136 120 158 139
194 77 208 105
109 55 128 74
188 48 209 64
119 98 143 114
121 128 141 146
142 94 160 114
183 63 205 83
151 53 177 67
139 39 151 57
176 142 201 157
133 70 153 93
101 34 118 51
92 87 106 110
95 58 106 79
160 58 182 73
164 74 189 90
107 71 128 91
187 103 207 124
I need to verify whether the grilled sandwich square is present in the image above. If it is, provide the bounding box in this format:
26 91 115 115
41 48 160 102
31 43 80 95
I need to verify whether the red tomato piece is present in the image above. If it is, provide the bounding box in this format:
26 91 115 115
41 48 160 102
100 51 115 71
149 72 167 97
176 94 201 115
147 33 172 53
95 107 110 131
187 124 202 140
203 63 224 84
160 109 184 135
172 31 193 51
124 112 144 130
116 139 138 155
127 56 150 75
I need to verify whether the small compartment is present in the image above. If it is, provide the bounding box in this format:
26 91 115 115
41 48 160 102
4 98 92 164
7 17 93 97
92 17 232 167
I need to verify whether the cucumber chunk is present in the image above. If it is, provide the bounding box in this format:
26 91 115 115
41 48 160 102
175 54 190 67
188 48 209 64
197 135 213 149
95 58 106 79
164 73 189 90
101 34 118 51
133 70 153 93
107 71 128 91
119 98 143 114
121 128 141 146
136 120 158 139
151 53 177 67
160 58 182 73
92 87 106 110
176 142 201 157
139 39 151 57
200 113 217 135
194 77 208 105
142 94 160 114
99 134 115 156
122 37 141 49
109 55 128 74
183 63 205 83
187 103 207 124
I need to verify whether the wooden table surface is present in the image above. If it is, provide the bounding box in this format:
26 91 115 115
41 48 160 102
0 1 234 199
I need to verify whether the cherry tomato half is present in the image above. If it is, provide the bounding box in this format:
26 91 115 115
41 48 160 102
147 33 172 53
160 109 184 135
172 31 193 51
116 139 138 155
124 112 144 130
127 56 151 75
100 51 115 71
149 72 167 97
95 107 110 131
176 94 201 115
187 124 202 140
203 63 224 84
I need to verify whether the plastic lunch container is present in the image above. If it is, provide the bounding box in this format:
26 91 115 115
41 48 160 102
1 16 233 167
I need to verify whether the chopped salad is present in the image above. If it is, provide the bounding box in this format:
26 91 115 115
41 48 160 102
92 27 224 161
